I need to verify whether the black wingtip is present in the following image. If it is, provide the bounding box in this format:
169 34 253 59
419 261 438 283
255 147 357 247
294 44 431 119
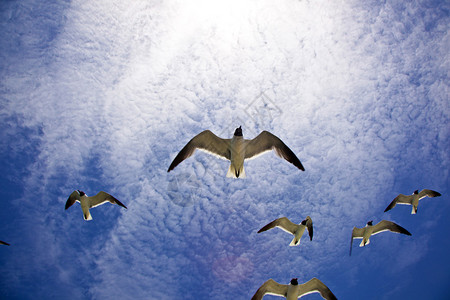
116 200 127 209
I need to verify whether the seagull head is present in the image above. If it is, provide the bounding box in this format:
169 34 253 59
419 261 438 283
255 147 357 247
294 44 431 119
301 219 307 225
77 190 86 196
234 126 243 137
413 190 419 194
367 220 373 226
290 278 298 285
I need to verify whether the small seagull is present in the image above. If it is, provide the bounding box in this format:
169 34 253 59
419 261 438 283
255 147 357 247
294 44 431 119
384 189 442 214
257 216 313 246
0 240 10 246
167 126 304 178
65 190 127 221
350 220 411 256
252 278 337 300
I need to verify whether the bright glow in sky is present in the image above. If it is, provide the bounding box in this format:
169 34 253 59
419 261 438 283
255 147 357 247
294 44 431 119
0 0 449 299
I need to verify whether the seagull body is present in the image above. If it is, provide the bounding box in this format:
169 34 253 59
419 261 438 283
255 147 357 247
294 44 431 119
258 216 313 246
167 126 304 178
65 190 127 221
350 220 411 255
384 189 441 214
0 240 10 246
251 278 337 300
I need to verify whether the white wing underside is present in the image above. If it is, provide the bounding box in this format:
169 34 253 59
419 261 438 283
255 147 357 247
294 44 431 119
244 149 273 161
197 148 230 160
371 229 390 235
89 200 110 208
277 225 297 235
265 291 286 297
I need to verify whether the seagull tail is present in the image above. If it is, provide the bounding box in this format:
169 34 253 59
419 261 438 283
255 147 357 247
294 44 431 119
226 164 246 178
289 237 300 246
359 239 369 247
411 206 417 214
83 211 93 221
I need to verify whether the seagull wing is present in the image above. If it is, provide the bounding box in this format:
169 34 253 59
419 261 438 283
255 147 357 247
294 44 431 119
251 279 288 300
372 220 411 236
168 130 231 172
418 189 441 200
244 131 304 171
305 216 313 241
0 240 10 246
65 191 81 210
384 194 412 212
257 217 298 235
350 227 364 256
298 278 337 300
89 191 127 209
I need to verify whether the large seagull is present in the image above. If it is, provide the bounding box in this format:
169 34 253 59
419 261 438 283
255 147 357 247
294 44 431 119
251 278 337 300
167 126 304 178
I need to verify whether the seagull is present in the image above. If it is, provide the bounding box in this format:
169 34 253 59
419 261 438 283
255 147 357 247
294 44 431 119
384 189 442 214
65 190 127 221
0 240 10 246
252 278 337 300
257 216 313 246
167 126 304 178
349 220 411 256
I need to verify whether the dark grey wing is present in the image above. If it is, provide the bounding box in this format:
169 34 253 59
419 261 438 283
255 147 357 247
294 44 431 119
384 194 411 212
305 216 313 241
0 240 10 246
244 131 304 171
372 220 411 236
251 279 288 300
65 191 81 210
257 217 298 235
89 191 127 209
350 227 364 256
298 278 337 300
418 189 441 200
168 130 231 172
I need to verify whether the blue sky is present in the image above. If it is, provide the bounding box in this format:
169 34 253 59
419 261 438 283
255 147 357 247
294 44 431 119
0 0 449 299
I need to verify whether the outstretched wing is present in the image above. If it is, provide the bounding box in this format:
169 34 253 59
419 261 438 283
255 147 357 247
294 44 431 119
251 279 288 300
418 189 441 200
384 194 412 212
298 278 338 300
305 216 313 241
350 227 364 256
89 191 127 209
258 217 298 235
65 191 81 210
168 130 231 172
372 220 411 236
244 131 304 171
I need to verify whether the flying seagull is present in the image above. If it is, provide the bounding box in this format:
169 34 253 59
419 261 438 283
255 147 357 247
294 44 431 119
257 216 313 246
384 189 442 214
252 278 337 300
0 240 10 246
65 190 127 221
349 220 411 256
167 126 304 178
